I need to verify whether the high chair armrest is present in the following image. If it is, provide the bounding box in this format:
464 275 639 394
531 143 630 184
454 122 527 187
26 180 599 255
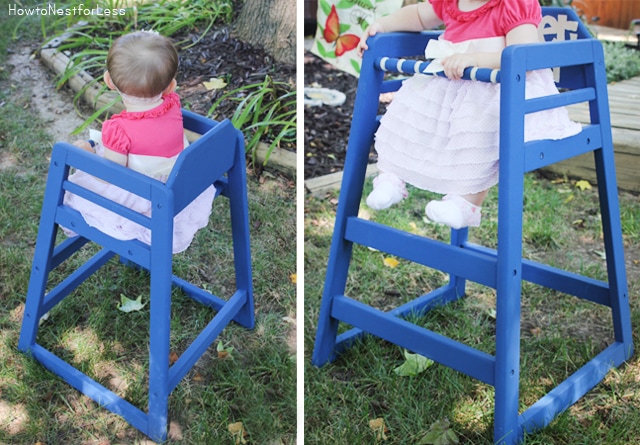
501 38 603 91
502 38 603 73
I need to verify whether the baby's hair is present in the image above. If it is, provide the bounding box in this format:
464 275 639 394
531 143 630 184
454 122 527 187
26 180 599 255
106 31 178 98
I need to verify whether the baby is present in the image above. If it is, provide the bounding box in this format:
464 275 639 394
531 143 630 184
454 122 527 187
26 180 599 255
64 31 215 253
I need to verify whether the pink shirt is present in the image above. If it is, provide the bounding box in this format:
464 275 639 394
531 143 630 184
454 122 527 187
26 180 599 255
429 0 542 43
102 92 184 158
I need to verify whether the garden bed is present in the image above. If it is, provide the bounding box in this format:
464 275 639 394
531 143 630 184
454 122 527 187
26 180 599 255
40 22 296 176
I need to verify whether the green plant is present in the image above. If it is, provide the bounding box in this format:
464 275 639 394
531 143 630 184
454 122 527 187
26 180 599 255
36 0 233 42
207 75 296 164
602 41 640 83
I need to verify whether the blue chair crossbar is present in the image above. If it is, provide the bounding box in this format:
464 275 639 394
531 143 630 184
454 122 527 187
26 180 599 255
312 7 633 444
18 111 254 442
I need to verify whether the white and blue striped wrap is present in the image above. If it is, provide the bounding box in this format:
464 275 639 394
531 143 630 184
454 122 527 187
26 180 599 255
377 57 501 83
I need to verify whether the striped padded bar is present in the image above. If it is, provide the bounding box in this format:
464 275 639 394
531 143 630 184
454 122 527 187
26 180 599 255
377 56 501 83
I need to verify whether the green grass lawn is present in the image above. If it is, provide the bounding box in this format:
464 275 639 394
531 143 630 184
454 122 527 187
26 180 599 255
304 175 640 444
0 3 296 443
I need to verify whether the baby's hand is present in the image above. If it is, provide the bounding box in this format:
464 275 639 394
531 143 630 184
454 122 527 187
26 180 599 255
441 53 477 80
72 139 95 153
357 22 386 58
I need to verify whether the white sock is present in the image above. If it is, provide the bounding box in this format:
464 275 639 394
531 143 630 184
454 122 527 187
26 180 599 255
425 195 482 229
366 173 408 210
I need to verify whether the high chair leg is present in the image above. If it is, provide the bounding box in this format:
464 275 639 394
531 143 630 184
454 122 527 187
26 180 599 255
18 157 69 353
147 214 174 441
227 137 254 329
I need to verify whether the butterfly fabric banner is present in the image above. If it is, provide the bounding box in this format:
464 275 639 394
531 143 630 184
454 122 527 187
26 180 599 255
311 0 404 77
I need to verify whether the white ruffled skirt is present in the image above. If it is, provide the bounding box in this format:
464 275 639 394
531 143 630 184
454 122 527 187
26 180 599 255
374 69 582 195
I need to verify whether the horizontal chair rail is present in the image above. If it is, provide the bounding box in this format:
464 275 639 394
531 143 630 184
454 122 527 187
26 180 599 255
58 145 162 200
51 236 90 269
56 206 152 268
30 344 150 435
345 217 497 288
524 87 595 114
464 243 611 306
505 39 602 72
43 248 115 314
63 180 153 229
332 295 496 385
523 125 603 172
168 290 248 391
518 342 629 433
345 217 612 306
334 283 460 356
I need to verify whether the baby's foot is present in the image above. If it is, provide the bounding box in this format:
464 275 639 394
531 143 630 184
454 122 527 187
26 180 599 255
425 195 481 229
366 173 408 210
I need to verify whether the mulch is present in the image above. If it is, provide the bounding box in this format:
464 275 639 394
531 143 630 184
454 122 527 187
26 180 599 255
304 50 387 179
303 51 358 179
175 27 295 121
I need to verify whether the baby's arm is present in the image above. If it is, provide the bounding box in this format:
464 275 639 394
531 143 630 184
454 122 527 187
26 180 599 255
441 23 539 79
358 2 442 56
103 147 128 167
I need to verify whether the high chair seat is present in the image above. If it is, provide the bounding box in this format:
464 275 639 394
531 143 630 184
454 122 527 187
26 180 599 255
18 111 254 442
312 7 633 445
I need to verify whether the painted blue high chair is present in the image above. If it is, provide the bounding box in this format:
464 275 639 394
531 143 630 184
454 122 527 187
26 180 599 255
18 111 254 442
312 7 633 444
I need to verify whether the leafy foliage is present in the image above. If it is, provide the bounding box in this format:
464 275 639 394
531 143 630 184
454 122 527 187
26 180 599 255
417 419 460 445
602 41 640 83
393 350 434 377
207 75 296 164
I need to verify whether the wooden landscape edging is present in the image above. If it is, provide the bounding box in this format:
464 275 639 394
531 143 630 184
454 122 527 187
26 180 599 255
39 29 297 179
557 76 640 193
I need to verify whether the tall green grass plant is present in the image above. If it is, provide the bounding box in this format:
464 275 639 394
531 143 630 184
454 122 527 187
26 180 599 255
207 75 296 164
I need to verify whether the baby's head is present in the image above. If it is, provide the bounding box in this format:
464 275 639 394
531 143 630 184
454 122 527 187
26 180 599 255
106 31 178 98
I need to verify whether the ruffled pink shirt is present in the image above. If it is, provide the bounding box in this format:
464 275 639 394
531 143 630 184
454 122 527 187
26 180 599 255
102 92 184 158
429 0 542 43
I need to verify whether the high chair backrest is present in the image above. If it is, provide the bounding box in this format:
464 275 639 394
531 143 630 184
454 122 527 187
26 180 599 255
166 112 240 214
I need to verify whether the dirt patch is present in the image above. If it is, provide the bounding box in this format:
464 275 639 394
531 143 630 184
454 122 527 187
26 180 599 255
7 45 90 143
175 27 296 121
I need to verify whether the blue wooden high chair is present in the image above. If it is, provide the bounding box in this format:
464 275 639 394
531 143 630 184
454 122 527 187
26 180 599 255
312 7 633 445
18 111 254 442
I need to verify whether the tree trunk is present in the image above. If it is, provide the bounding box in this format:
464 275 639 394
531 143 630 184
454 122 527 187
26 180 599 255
234 0 296 65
